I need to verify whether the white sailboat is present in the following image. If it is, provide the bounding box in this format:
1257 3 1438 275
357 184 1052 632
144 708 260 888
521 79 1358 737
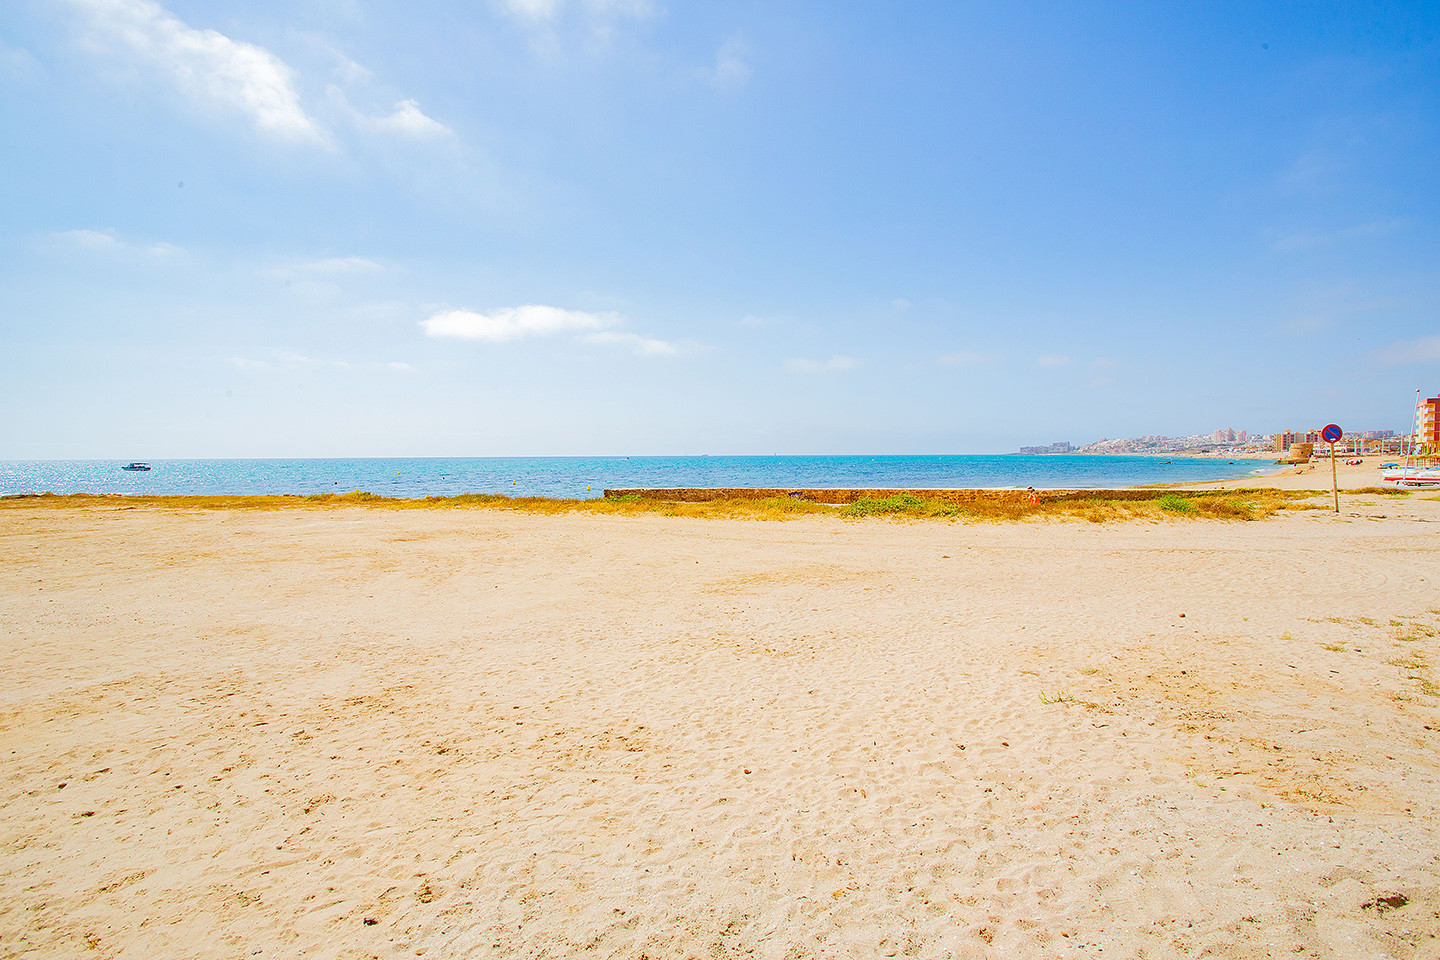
1382 389 1440 486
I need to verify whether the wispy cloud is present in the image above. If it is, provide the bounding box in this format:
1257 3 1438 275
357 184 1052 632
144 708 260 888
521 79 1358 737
497 0 654 24
229 353 412 373
49 228 183 260
498 0 561 21
1275 149 1346 197
328 86 452 141
937 351 991 366
709 36 752 90
271 256 385 277
1084 377 1116 388
1037 354 1073 367
586 0 655 17
366 99 452 139
785 355 860 374
1267 285 1394 336
1269 219 1405 253
585 331 679 357
421 304 608 342
0 40 44 82
63 0 324 143
227 353 350 373
1272 313 1334 334
1370 334 1440 366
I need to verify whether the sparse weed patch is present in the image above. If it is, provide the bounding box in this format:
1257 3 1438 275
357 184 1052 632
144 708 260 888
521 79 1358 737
0 488 1313 523
843 494 960 519
1156 494 1194 514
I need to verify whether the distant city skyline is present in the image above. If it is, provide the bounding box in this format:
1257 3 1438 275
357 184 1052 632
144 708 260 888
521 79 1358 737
2 2 1438 457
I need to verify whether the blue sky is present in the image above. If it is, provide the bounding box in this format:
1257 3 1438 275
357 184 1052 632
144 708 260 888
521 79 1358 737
2 0 1438 457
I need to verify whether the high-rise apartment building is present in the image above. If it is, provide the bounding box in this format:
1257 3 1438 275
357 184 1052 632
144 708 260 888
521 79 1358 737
1419 394 1440 454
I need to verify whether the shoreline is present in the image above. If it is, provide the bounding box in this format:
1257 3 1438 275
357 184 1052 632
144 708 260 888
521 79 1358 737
0 453 1291 501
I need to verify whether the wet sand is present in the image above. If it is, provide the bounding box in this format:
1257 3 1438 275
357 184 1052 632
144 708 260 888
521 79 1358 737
3 495 1440 959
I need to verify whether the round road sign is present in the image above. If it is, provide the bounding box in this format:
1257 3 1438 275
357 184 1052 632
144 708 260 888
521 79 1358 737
1321 423 1343 443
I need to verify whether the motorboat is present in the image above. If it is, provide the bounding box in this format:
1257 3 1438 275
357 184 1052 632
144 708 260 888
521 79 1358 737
122 462 151 471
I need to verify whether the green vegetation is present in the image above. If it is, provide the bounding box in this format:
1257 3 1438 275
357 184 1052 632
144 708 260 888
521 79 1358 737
1 487 1315 523
842 494 962 518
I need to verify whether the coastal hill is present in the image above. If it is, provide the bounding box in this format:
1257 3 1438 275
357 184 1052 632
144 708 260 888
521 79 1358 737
1020 430 1256 455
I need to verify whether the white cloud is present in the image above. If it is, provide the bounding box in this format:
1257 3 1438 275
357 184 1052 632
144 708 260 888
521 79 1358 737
1037 354 1073 367
585 331 679 356
326 86 452 142
50 227 183 260
1370 334 1440 366
367 99 451 139
63 0 324 143
710 36 752 89
421 304 608 342
785 355 860 374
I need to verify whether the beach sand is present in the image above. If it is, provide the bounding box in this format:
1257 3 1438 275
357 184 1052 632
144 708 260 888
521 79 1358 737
1186 455 1399 493
3 495 1440 959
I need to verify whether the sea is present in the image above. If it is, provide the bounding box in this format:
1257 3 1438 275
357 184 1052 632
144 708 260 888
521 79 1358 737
0 455 1277 500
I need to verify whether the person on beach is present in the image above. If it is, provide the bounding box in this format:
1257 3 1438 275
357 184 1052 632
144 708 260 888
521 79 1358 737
1027 486 1039 505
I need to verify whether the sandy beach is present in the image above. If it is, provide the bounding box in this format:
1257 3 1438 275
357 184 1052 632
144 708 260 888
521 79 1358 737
4 491 1440 959
1186 455 1403 493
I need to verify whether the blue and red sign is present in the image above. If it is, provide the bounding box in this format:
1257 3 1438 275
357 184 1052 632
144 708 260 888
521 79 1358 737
1321 423 1343 443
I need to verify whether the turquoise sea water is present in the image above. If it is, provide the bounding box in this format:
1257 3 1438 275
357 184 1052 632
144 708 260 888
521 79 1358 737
1 456 1275 499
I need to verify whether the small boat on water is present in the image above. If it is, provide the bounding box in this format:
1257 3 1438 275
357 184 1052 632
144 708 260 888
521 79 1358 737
122 462 151 471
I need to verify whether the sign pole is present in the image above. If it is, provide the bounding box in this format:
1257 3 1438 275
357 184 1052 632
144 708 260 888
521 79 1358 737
1330 440 1338 513
1321 423 1344 513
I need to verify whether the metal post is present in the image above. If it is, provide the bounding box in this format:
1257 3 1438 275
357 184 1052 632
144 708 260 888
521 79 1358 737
1331 440 1339 513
